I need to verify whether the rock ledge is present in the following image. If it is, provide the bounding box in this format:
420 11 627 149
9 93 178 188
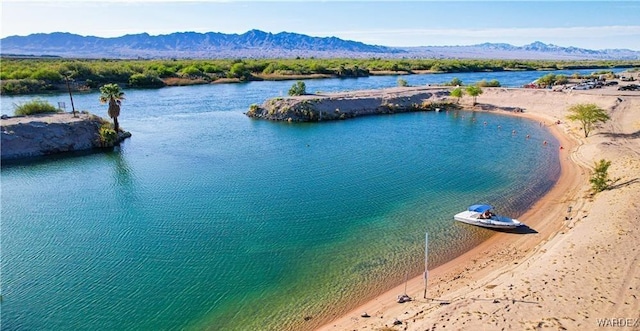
1 112 130 161
246 86 454 122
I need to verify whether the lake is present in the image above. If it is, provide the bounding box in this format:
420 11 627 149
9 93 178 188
0 68 616 330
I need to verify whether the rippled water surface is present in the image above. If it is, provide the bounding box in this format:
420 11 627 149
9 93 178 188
1 69 609 330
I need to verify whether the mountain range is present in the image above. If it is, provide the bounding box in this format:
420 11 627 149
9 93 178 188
2 30 639 60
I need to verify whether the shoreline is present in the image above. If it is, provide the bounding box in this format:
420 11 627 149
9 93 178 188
317 86 640 330
317 102 583 330
3 65 633 97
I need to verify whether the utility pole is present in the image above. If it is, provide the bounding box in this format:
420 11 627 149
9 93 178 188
64 73 77 117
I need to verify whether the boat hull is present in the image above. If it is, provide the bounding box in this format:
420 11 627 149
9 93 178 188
454 210 522 229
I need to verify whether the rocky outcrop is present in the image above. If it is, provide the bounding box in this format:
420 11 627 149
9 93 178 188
1 112 131 161
246 86 455 122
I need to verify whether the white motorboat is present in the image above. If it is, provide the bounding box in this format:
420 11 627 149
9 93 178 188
454 204 522 229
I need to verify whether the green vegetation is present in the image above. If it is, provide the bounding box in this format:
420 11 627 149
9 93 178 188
475 79 501 87
465 85 483 105
450 87 463 103
1 79 53 94
247 104 261 117
13 98 61 116
535 73 569 87
590 159 612 193
99 84 125 132
98 123 119 147
128 73 165 88
445 77 464 86
397 78 409 87
288 81 306 96
1 57 638 95
566 103 610 137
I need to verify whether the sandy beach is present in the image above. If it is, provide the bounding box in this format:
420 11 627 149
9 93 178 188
318 81 640 330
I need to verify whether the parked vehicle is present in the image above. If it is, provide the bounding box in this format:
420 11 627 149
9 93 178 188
618 84 640 91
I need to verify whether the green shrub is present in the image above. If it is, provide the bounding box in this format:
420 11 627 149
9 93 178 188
247 104 261 116
397 78 409 87
262 63 278 75
590 159 612 193
476 79 501 87
555 75 569 85
180 65 202 77
536 73 567 86
98 124 119 147
202 64 222 74
128 73 165 88
288 81 306 96
14 98 61 115
228 62 250 80
31 69 63 82
445 77 463 86
154 65 177 77
10 69 33 79
1 79 51 95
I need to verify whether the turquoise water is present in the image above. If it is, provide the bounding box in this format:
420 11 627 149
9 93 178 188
0 71 567 330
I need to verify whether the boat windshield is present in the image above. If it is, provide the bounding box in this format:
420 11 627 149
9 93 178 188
468 204 493 213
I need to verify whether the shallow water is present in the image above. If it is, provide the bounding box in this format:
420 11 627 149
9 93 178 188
0 69 591 330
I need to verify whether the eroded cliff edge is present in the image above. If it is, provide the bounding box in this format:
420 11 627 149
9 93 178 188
246 86 454 122
1 113 131 161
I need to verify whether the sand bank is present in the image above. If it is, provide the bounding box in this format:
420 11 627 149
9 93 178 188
318 85 640 330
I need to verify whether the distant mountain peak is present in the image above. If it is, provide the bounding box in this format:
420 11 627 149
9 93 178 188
1 30 638 60
0 29 403 58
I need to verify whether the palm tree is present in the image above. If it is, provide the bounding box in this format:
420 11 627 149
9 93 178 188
99 83 125 132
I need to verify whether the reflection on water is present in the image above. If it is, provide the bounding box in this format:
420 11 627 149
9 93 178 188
1 74 562 330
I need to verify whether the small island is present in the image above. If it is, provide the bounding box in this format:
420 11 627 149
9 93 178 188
246 86 455 122
1 112 131 161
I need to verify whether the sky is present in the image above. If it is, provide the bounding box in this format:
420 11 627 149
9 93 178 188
2 1 640 50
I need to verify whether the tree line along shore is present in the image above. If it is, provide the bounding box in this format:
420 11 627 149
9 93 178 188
2 57 639 95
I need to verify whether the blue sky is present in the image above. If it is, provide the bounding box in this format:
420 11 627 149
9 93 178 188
2 1 640 50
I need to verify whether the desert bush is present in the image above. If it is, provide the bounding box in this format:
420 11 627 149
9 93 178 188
98 123 119 147
9 69 34 79
397 78 409 87
555 75 569 85
31 68 63 82
128 73 165 88
476 79 501 87
536 73 558 87
228 62 251 80
180 65 203 77
14 98 61 115
202 64 222 74
1 79 50 94
445 77 463 86
262 63 278 75
288 81 306 96
590 159 612 193
247 104 261 116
